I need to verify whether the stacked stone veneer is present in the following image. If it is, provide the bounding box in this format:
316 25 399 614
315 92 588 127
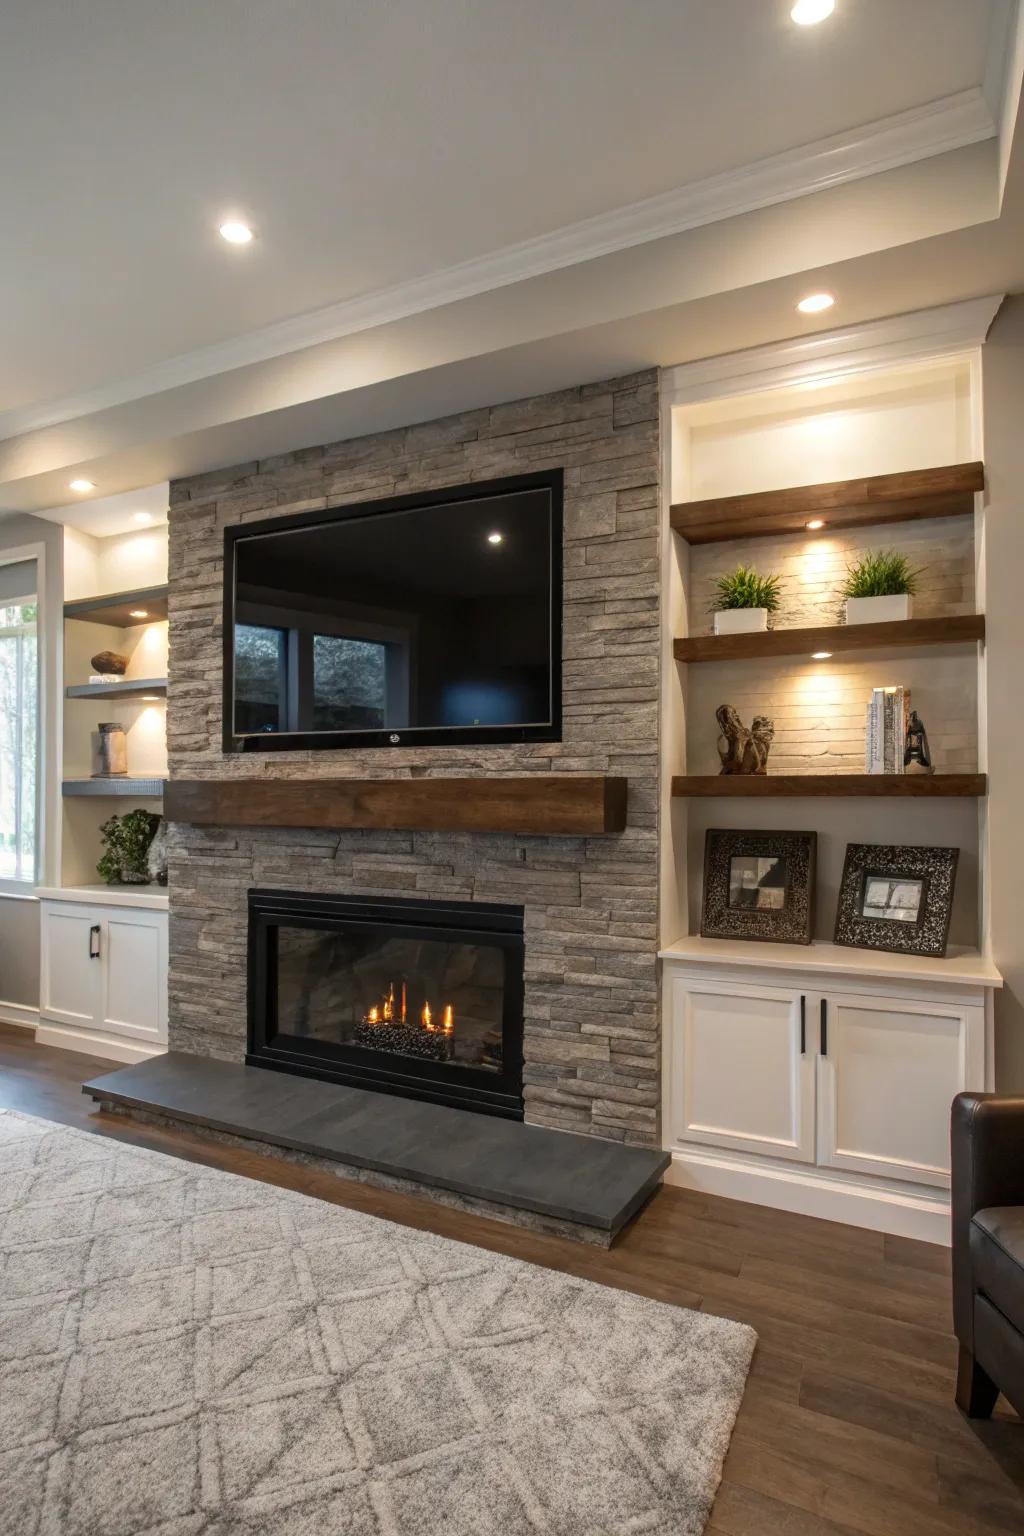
166 371 662 1145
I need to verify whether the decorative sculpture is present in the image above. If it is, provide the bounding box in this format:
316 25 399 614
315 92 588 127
90 650 128 676
904 709 934 775
716 703 775 775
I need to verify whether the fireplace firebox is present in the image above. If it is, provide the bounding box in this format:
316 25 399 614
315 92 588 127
247 890 525 1117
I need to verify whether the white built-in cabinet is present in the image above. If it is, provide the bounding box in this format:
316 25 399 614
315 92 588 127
37 888 168 1063
662 939 999 1243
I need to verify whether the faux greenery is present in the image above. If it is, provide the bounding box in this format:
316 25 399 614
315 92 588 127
97 809 161 885
714 564 783 613
842 549 919 598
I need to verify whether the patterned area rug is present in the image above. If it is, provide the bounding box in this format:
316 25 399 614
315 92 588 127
0 1109 755 1535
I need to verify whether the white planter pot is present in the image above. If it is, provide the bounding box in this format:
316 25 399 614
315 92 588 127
713 607 769 636
845 594 913 625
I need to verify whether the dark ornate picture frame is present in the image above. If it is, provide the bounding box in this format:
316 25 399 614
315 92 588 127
701 828 817 945
834 843 958 958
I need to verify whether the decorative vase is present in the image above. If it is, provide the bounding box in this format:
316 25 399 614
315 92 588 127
713 608 769 636
94 722 128 777
845 594 913 625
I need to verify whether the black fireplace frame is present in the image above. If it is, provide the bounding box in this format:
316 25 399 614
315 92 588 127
246 889 525 1118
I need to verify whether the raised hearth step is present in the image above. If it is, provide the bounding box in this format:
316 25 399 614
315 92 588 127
82 1054 669 1242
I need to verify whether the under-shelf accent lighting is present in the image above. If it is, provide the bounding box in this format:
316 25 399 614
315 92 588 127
141 695 160 702
797 292 835 315
806 519 826 531
132 511 153 525
791 0 835 24
811 651 833 661
219 219 254 245
487 531 504 545
69 478 95 493
129 609 149 619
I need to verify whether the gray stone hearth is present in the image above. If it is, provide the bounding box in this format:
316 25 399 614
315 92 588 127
166 370 662 1145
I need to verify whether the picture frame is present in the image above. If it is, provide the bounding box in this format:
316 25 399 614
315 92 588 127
701 828 817 945
834 843 958 958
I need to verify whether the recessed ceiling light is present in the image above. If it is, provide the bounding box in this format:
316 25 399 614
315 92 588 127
487 531 504 545
811 651 833 660
69 478 95 493
141 695 160 702
806 519 826 531
219 219 253 245
797 292 835 315
791 0 835 24
132 511 153 525
129 609 149 619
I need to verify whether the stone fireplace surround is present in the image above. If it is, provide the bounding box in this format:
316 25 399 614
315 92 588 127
165 369 662 1149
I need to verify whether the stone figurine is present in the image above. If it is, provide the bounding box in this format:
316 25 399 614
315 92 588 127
716 703 775 775
90 650 128 676
904 709 934 774
94 721 128 777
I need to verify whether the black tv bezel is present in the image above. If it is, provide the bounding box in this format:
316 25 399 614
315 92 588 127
222 468 563 754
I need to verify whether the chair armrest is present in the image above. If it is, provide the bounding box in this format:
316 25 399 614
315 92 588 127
951 1093 1024 1345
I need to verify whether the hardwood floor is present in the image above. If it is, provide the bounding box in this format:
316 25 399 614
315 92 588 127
2 1022 1021 1534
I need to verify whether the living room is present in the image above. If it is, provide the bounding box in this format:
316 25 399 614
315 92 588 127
2 3 1023 1533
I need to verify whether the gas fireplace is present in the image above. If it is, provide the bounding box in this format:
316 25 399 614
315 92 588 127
247 890 525 1117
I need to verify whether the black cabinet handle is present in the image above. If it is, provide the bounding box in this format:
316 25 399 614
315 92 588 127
799 995 806 1054
820 997 828 1056
89 924 101 960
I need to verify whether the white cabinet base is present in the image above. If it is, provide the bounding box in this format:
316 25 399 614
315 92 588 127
665 1142 953 1246
35 1021 166 1065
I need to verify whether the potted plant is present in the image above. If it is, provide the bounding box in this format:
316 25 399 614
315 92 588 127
712 565 782 635
842 550 919 624
97 809 162 885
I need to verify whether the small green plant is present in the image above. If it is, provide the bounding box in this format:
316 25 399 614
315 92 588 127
97 809 161 885
842 549 919 598
714 565 783 612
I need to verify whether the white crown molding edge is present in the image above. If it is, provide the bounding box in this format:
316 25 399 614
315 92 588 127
0 88 996 447
662 293 1006 407
987 0 1024 199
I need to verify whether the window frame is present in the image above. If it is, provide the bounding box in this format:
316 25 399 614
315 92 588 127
0 546 46 896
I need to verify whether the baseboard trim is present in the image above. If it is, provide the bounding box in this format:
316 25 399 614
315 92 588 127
665 1145 952 1246
0 1000 40 1030
35 1022 167 1066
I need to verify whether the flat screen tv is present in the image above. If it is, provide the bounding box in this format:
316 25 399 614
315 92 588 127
223 469 562 752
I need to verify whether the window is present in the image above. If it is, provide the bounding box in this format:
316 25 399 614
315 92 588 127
0 595 38 883
312 633 386 731
234 623 286 733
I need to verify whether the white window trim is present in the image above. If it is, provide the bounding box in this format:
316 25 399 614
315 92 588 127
0 542 54 897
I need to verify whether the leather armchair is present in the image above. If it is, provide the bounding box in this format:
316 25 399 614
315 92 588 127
951 1093 1024 1417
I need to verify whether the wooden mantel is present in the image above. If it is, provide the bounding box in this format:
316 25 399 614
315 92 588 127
165 776 628 837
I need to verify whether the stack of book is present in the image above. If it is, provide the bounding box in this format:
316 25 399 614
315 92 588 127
866 686 909 774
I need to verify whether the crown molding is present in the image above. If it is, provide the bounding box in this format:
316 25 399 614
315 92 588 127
662 294 1005 406
0 88 996 446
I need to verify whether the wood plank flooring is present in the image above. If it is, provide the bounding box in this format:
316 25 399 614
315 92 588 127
2 1023 1021 1534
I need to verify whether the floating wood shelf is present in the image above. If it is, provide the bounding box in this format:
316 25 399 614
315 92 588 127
63 778 167 798
674 614 985 664
672 774 986 798
166 775 629 836
65 677 168 701
64 584 169 627
670 462 984 544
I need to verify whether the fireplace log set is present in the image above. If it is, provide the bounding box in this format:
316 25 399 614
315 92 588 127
354 980 458 1062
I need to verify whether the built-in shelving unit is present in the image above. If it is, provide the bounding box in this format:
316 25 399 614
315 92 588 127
62 777 168 798
672 773 986 798
670 461 984 544
65 677 167 701
64 584 169 627
674 613 985 664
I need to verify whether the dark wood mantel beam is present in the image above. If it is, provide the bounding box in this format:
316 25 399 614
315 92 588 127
165 775 628 837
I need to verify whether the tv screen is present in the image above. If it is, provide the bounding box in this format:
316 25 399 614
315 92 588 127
224 470 562 751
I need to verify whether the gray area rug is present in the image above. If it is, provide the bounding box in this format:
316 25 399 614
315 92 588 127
0 1108 755 1535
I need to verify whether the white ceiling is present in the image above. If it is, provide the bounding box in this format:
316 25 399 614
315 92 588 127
0 0 1021 524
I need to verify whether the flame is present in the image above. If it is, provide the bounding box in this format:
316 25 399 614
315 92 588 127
383 982 395 1023
400 981 407 1025
442 1004 454 1035
421 1001 433 1031
367 1004 380 1024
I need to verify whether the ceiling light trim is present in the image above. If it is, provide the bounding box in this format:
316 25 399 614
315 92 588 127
0 87 995 447
663 294 1004 406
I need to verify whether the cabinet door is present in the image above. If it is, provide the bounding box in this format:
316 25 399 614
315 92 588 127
817 990 983 1187
99 910 168 1046
40 902 103 1029
668 974 815 1163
